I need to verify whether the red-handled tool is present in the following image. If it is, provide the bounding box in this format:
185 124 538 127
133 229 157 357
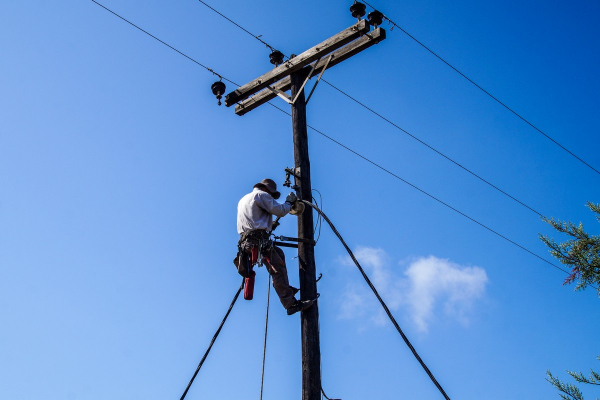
244 270 256 300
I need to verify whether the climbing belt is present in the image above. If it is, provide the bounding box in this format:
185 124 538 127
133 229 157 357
259 275 271 400
180 279 244 400
301 200 452 400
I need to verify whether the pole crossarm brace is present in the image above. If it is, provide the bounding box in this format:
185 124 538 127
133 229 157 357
234 28 386 116
266 57 323 105
224 20 370 107
304 54 333 105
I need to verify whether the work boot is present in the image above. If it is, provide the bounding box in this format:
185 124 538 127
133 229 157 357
286 298 316 315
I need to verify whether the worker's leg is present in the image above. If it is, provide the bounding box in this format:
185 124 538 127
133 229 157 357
266 246 296 309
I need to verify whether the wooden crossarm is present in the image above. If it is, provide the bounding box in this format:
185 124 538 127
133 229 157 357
234 28 386 116
224 20 370 107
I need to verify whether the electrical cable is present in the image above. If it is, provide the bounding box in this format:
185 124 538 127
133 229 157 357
92 0 572 279
267 102 572 277
180 279 245 400
312 189 324 243
91 0 238 86
259 275 271 400
312 196 321 237
361 0 600 177
197 0 276 53
321 80 545 217
91 6 595 398
193 0 548 219
301 199 452 400
321 387 334 400
312 196 322 242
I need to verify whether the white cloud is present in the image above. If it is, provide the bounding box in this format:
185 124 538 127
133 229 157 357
404 255 488 332
338 248 488 333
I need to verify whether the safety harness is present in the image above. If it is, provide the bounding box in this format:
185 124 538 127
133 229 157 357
239 229 272 266
234 229 274 300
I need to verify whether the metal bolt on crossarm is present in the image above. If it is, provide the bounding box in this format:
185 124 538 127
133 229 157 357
350 2 366 20
269 50 285 66
211 80 226 105
367 10 384 28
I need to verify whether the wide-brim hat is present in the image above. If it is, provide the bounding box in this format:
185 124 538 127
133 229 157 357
253 178 281 199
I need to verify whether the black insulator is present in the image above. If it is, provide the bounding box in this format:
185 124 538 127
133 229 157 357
350 2 366 19
269 50 284 66
211 81 226 106
367 10 384 27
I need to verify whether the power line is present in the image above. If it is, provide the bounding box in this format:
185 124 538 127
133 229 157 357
268 102 571 277
361 0 600 177
321 79 544 217
92 0 571 279
90 0 238 86
197 0 276 53
89 2 592 398
193 0 546 219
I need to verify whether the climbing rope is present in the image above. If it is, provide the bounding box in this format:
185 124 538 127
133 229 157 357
259 275 271 400
301 200 452 400
180 279 244 400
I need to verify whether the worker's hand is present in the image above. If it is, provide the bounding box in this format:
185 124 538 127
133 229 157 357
285 192 298 204
289 201 305 216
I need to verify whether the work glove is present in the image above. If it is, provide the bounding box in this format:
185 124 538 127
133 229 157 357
285 192 298 205
289 201 305 216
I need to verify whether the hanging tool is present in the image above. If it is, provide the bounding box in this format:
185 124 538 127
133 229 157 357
244 270 256 300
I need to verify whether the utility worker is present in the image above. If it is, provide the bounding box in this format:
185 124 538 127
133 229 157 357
237 178 314 315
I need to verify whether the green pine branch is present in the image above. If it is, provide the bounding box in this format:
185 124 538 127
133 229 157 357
547 370 585 400
547 357 600 399
539 202 600 296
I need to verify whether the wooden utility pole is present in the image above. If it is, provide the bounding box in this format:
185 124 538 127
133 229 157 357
224 20 386 400
290 68 321 400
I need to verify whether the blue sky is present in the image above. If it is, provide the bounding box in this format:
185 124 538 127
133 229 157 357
1 0 599 399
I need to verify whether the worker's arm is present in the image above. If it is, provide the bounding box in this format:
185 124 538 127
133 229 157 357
256 192 292 217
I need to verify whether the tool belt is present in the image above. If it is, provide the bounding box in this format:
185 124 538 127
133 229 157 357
239 229 270 246
233 229 272 277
